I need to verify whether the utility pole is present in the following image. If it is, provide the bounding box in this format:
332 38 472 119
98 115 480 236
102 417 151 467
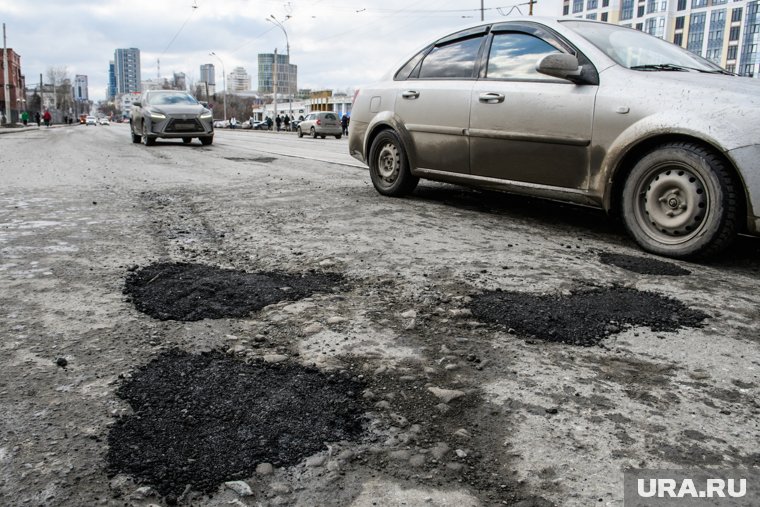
3 23 11 124
480 0 484 21
273 48 278 124
529 0 535 15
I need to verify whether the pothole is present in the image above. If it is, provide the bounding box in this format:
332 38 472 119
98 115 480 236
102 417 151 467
107 350 366 498
223 156 277 163
123 262 344 321
599 252 691 276
469 286 708 346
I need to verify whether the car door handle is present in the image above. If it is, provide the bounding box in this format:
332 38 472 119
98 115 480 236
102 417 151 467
479 92 505 104
401 90 420 99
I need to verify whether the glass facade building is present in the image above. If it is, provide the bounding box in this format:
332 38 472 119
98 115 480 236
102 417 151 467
257 53 297 96
114 48 141 94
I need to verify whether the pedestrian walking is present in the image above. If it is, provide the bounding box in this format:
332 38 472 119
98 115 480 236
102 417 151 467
283 115 290 131
266 116 273 130
21 111 29 126
230 116 237 129
34 111 41 127
42 110 52 127
275 115 281 132
341 114 348 135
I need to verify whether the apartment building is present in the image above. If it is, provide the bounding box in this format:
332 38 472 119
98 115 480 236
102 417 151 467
562 0 760 76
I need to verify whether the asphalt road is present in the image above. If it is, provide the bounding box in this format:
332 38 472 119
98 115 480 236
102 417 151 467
1 124 759 506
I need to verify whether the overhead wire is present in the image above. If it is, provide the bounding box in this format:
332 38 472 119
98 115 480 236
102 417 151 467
160 0 203 57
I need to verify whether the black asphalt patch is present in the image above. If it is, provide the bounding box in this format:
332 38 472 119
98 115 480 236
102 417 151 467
599 252 691 276
224 156 277 163
123 262 344 321
107 350 365 498
469 286 708 346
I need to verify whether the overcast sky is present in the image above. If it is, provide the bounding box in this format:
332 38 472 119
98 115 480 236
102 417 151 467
1 0 562 101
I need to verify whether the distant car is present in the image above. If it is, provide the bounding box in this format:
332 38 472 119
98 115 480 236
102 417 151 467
130 90 214 146
297 112 342 139
252 120 269 130
213 120 229 128
98 118 110 126
85 116 97 126
349 17 760 259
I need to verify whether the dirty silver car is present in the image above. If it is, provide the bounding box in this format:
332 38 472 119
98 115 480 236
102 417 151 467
349 18 760 259
297 112 343 139
130 90 214 146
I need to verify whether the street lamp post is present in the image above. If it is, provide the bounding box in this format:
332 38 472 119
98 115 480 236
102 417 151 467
267 15 292 119
209 51 227 121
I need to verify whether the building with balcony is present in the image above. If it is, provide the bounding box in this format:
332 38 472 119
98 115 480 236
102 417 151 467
114 48 141 93
562 0 760 76
227 66 251 92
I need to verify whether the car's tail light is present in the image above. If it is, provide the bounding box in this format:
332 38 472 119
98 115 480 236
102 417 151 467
316 119 322 126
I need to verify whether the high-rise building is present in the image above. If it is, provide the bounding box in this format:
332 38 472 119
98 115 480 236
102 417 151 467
227 66 251 92
257 53 297 96
561 0 760 77
173 72 187 91
200 63 215 86
74 75 88 101
114 48 141 93
107 61 117 100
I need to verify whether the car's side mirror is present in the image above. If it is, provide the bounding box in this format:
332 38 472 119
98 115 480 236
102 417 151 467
536 53 584 83
133 101 141 107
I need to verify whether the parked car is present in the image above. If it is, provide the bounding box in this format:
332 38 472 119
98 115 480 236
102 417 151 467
348 17 760 259
85 116 97 126
130 90 214 146
297 112 342 139
252 120 269 130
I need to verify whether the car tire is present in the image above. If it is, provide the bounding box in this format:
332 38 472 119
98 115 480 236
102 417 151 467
368 130 419 197
320 135 326 139
200 136 213 146
182 138 192 144
335 135 342 140
621 142 738 259
297 127 303 138
130 122 141 144
142 124 156 146
310 127 317 139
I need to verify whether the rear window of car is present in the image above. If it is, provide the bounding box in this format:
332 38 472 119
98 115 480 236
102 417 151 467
323 113 337 120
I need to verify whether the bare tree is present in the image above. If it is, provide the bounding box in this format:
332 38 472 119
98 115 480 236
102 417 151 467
45 66 73 113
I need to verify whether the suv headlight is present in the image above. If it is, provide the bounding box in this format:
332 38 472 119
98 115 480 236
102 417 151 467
149 111 166 120
200 112 213 119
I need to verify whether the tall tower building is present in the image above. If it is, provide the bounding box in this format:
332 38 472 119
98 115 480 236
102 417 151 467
200 63 215 86
114 48 141 93
227 66 251 92
107 61 117 100
74 75 89 101
257 53 297 96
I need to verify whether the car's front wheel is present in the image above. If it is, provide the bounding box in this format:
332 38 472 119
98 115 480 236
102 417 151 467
142 124 156 146
297 127 303 138
130 122 141 143
200 136 213 146
621 142 738 259
182 138 192 144
368 130 419 197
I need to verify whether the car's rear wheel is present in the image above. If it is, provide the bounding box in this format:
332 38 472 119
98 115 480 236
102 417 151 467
310 127 317 139
182 138 192 144
200 136 213 146
621 142 738 259
297 127 303 138
130 122 141 143
335 135 342 139
142 124 156 146
368 130 419 197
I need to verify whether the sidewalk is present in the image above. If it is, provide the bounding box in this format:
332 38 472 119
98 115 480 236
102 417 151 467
0 123 72 135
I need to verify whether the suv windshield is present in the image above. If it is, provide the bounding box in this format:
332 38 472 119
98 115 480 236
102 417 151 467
561 20 726 73
147 93 199 106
